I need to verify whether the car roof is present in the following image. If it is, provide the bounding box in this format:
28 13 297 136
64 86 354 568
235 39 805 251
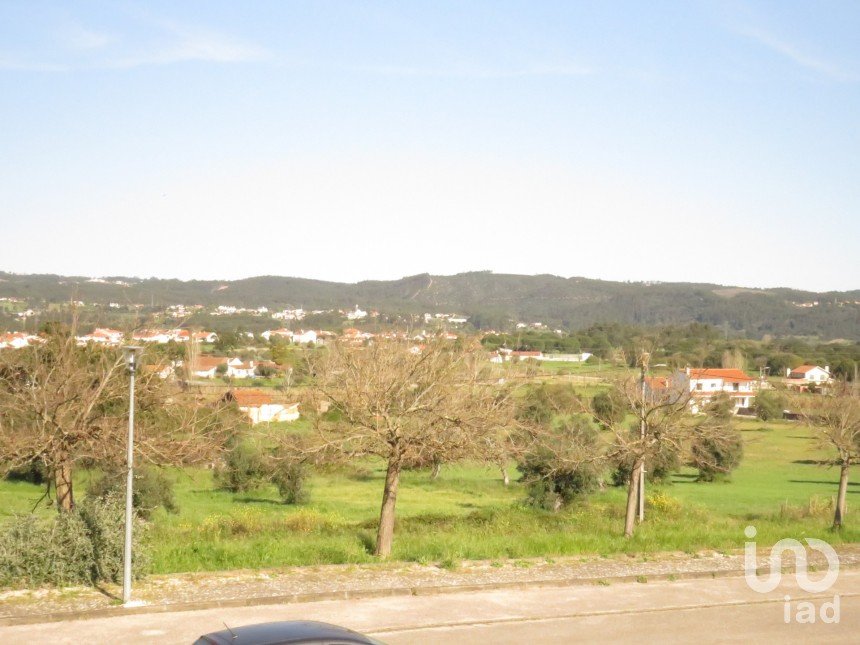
194 620 383 645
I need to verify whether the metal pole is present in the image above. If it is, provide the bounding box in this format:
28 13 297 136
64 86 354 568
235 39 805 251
638 361 645 523
122 354 136 605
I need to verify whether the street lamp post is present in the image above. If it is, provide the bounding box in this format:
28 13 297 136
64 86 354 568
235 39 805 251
121 346 142 606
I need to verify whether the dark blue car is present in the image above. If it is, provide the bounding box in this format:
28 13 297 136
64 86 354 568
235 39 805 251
194 620 385 645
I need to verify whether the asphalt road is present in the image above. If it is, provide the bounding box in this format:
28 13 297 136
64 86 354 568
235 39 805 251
1 570 858 644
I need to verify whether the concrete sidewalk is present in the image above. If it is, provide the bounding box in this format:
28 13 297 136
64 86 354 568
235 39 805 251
2 546 859 626
2 571 859 644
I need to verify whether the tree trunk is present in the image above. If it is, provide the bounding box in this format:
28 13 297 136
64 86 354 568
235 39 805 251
624 459 642 537
375 455 402 557
430 461 441 480
54 454 74 513
500 465 510 486
834 462 850 529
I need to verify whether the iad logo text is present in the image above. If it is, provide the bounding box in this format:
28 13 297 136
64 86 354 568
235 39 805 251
744 526 840 624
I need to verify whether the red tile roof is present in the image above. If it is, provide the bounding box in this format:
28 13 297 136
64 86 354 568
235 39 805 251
191 356 229 371
226 389 272 406
688 368 754 383
789 365 819 374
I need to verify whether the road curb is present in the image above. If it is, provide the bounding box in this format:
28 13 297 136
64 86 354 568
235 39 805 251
6 560 856 627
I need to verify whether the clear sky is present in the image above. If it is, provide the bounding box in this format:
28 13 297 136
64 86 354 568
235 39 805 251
1 1 858 291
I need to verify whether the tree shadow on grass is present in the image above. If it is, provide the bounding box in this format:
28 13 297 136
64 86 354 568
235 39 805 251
793 459 829 465
670 473 699 484
233 497 283 505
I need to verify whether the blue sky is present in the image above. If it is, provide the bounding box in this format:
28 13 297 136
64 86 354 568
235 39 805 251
1 1 858 291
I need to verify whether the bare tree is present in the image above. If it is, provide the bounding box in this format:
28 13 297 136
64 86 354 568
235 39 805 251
792 385 860 529
591 373 691 537
0 325 239 512
303 339 520 557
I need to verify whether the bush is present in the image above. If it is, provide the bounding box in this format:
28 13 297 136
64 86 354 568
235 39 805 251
88 467 178 519
255 364 278 378
755 390 785 421
518 417 601 510
690 425 744 482
0 493 148 588
591 390 626 428
78 492 150 584
271 461 310 504
214 440 267 493
517 383 580 424
3 459 49 485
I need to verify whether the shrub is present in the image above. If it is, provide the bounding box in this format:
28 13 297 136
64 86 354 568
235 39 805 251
517 383 580 424
255 364 278 378
646 491 682 516
271 461 310 505
591 390 626 428
690 426 744 482
3 459 49 485
78 492 150 583
214 440 267 493
518 416 601 510
755 389 785 421
0 493 148 588
88 467 178 519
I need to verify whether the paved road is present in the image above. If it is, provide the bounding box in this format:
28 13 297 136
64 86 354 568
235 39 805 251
1 571 858 644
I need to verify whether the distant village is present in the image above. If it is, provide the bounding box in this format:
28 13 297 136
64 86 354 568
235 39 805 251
0 294 838 429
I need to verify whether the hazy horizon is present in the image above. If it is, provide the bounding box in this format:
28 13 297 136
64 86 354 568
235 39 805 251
1 267 857 294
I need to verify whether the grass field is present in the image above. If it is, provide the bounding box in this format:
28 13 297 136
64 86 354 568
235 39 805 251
1 418 857 577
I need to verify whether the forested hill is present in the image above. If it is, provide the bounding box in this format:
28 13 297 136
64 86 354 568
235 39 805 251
1 271 858 340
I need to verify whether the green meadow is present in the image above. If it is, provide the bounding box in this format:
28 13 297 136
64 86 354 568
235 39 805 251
1 418 857 576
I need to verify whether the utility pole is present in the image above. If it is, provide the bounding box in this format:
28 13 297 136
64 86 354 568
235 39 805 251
638 351 650 523
122 346 142 606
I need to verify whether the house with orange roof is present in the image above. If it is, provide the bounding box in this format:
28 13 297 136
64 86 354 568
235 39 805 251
0 332 39 350
786 365 832 390
679 367 758 414
341 328 374 344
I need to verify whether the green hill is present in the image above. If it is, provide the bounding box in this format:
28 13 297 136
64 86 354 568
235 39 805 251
0 271 857 340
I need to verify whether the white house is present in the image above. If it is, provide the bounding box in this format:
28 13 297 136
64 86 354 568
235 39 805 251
262 328 294 342
190 356 259 379
76 328 125 346
511 350 543 361
346 306 367 321
539 353 593 363
190 356 227 378
224 390 300 425
132 329 174 344
680 368 758 414
292 329 318 345
0 332 39 349
226 358 257 379
786 365 832 390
